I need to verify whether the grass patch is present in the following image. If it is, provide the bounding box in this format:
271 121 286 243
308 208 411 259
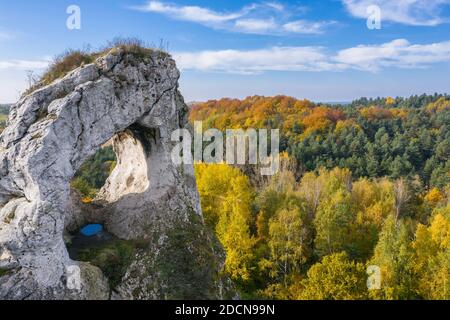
27 37 168 94
0 114 8 132
0 268 13 277
104 37 161 60
75 239 148 289
40 50 96 87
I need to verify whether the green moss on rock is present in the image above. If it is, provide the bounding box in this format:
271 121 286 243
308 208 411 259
76 239 147 289
154 213 220 299
0 268 13 277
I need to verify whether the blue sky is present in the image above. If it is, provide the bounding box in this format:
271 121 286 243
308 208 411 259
1 0 450 103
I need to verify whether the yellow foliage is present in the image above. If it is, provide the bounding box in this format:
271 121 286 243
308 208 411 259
412 206 450 299
263 206 308 280
195 163 256 283
359 106 407 121
351 178 394 227
81 196 93 203
426 97 450 113
296 252 368 300
386 97 395 105
334 119 361 134
424 188 444 204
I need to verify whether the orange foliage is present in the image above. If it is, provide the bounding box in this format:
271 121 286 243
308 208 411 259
189 96 347 139
189 96 315 132
359 106 394 120
81 196 93 203
301 106 345 136
359 106 407 120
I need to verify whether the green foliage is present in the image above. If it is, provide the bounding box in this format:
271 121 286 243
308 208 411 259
314 189 354 258
71 146 116 198
189 95 449 299
76 239 143 289
0 105 10 131
71 176 97 199
369 216 418 300
0 104 10 115
260 203 310 287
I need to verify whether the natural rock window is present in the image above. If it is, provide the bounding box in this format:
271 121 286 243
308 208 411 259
70 145 117 203
0 46 231 300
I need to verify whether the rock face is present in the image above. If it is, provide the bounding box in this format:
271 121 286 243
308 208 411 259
0 48 228 299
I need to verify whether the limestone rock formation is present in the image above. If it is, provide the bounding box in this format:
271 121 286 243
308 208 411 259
0 47 229 299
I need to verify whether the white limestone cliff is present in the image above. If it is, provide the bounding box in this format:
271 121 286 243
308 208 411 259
0 47 230 300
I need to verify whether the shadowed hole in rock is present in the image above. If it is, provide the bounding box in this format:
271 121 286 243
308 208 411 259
65 135 151 290
66 222 141 289
67 224 114 261
66 144 124 288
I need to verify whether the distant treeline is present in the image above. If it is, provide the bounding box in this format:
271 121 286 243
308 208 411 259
0 104 11 115
0 104 11 130
190 93 450 189
350 93 450 109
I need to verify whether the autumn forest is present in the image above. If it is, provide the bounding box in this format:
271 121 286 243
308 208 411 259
32 93 449 300
189 94 449 300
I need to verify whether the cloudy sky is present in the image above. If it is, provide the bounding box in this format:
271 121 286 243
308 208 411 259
1 0 450 103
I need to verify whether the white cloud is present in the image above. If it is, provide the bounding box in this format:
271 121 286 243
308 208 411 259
0 59 49 70
174 39 450 74
234 18 278 33
175 46 338 74
264 2 284 11
283 20 336 34
342 0 450 26
133 1 333 35
136 1 249 23
5 39 449 75
335 39 450 71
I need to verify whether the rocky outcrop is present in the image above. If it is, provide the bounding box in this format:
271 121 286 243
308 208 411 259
0 48 228 299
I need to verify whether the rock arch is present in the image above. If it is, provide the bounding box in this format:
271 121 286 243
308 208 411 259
0 48 226 299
